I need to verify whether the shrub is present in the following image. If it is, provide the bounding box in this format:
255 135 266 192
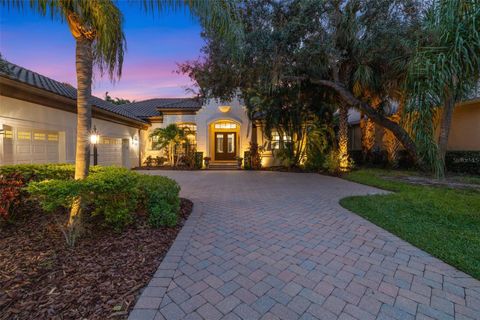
27 178 82 213
27 167 141 230
194 152 203 169
137 175 180 227
0 173 28 221
23 165 182 231
83 167 140 230
322 150 354 174
0 164 75 181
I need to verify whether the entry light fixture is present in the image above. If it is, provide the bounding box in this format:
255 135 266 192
218 106 231 113
89 126 100 145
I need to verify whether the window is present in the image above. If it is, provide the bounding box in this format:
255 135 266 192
271 131 291 150
178 123 197 144
214 122 237 129
34 132 46 141
48 134 59 141
177 123 197 132
4 130 13 139
18 131 31 140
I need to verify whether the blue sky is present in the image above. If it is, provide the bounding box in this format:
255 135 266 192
0 2 205 100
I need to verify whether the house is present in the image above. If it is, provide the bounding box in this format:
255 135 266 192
0 61 278 168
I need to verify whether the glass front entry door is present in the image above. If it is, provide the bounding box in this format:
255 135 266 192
214 132 236 160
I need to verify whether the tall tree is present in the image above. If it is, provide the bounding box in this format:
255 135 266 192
406 0 480 176
182 0 426 166
2 0 241 244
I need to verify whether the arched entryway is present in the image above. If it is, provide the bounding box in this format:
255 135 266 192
208 119 241 161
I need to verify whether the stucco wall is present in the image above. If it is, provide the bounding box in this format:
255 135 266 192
443 101 480 150
0 95 141 167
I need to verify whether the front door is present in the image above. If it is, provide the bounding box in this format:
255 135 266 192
215 132 236 160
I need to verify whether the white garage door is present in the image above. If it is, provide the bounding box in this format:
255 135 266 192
96 137 122 166
13 128 60 164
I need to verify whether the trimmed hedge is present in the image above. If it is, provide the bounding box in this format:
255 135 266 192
3 164 182 230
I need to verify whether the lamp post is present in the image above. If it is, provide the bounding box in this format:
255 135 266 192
90 126 100 166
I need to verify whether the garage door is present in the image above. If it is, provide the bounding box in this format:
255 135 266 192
96 137 122 166
14 128 60 164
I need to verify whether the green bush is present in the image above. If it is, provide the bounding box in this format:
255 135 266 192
84 167 140 230
0 163 75 181
194 152 203 169
137 175 180 227
27 179 82 212
23 165 182 230
27 167 140 230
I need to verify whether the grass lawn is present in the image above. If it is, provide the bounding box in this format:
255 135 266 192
340 168 480 280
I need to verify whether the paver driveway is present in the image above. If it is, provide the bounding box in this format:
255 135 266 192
129 171 480 320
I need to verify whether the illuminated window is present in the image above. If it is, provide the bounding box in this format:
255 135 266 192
34 132 46 141
4 130 13 139
48 134 59 141
18 131 31 140
177 123 197 132
214 122 237 129
178 123 197 144
271 131 291 150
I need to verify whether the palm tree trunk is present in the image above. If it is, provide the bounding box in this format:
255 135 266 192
338 105 349 171
73 38 93 180
438 95 455 173
67 37 93 242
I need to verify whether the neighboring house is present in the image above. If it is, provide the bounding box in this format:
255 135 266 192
0 61 280 168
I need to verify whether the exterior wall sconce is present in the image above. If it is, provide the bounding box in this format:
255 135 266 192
90 126 100 165
132 135 139 146
218 106 231 113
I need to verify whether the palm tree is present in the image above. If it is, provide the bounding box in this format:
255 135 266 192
2 0 240 244
150 124 192 167
406 0 480 176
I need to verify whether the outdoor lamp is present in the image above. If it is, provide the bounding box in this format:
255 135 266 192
90 126 100 165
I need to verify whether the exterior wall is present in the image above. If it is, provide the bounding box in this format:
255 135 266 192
0 95 141 167
443 101 480 150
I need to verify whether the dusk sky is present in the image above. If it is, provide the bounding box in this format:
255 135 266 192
0 2 205 101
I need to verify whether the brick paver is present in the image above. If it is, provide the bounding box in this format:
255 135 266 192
129 171 480 320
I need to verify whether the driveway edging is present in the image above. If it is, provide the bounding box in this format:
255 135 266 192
128 201 203 320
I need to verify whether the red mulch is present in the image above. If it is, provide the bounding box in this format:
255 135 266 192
0 198 193 320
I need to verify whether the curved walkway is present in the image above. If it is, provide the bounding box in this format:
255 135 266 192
129 171 480 320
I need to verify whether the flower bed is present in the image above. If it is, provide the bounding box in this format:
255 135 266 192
0 198 192 319
0 164 193 319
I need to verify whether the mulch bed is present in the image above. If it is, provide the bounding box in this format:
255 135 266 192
0 198 193 320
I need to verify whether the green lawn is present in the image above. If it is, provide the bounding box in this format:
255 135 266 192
340 169 480 280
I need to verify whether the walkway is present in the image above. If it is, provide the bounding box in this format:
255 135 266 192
129 171 480 320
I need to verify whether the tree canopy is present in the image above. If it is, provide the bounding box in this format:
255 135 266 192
181 0 429 165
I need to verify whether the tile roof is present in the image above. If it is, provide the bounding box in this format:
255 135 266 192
119 98 203 119
0 60 146 124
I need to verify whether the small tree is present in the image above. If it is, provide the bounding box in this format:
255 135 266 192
150 124 192 167
406 0 480 176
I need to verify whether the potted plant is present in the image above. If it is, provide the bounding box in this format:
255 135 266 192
235 156 243 169
203 156 211 168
